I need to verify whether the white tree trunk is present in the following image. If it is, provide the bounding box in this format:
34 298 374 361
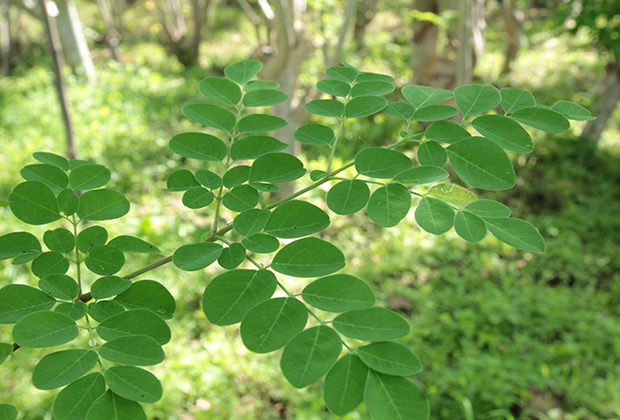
55 0 95 79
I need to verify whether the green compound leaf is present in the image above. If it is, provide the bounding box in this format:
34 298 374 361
472 115 534 153
401 85 453 108
57 189 79 215
500 87 536 114
114 280 176 319
223 165 250 188
237 114 288 133
357 342 422 376
326 180 370 215
86 389 147 420
97 309 171 345
53 372 106 420
198 76 242 105
454 84 501 116
350 81 394 97
384 102 415 120
511 106 571 133
173 242 223 271
324 354 368 416
464 199 511 218
447 137 516 190
355 148 412 179
428 183 477 207
33 151 70 171
412 105 459 121
77 226 108 253
69 164 111 191
233 208 271 236
333 307 410 341
55 302 88 321
316 79 351 97
182 103 237 132
222 185 259 212
280 326 342 388
84 245 125 276
415 196 454 235
302 274 376 312
169 132 227 161
218 243 246 269
0 404 18 420
10 252 41 265
12 311 78 347
20 164 69 190
38 274 79 300
107 236 160 254
225 60 263 85
43 228 74 254
241 233 279 254
230 136 289 161
305 99 345 118
0 343 13 365
264 201 330 239
164 169 200 192
0 284 56 323
271 237 345 278
31 252 70 278
393 166 449 185
90 276 132 300
417 141 448 167
249 153 306 183
69 159 96 170
87 300 125 322
325 65 358 83
484 217 546 252
345 96 388 119
367 184 412 228
182 187 215 209
32 349 98 390
365 370 430 420
425 120 471 144
245 80 279 91
357 72 394 83
293 123 334 145
202 269 277 326
77 189 130 221
551 100 595 121
195 169 222 190
0 231 41 260
243 89 288 107
99 335 165 366
240 297 308 353
104 366 162 403
9 181 62 225
454 211 487 243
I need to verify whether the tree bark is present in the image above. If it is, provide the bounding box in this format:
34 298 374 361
54 0 95 79
581 57 620 144
1 0 10 76
353 0 376 53
97 0 121 61
499 0 523 75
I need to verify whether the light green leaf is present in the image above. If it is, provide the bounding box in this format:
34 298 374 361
105 366 162 403
355 148 412 179
10 251 42 265
264 201 330 238
233 208 271 236
12 311 78 347
86 390 146 420
169 132 227 161
217 243 246 269
326 180 370 215
97 309 171 345
249 153 306 183
230 136 289 161
182 103 237 131
237 114 288 133
356 72 394 83
172 242 223 271
224 60 263 85
365 370 429 420
511 107 570 133
316 79 351 97
245 80 279 91
43 228 74 254
84 245 125 276
99 335 165 366
500 87 536 114
114 280 176 319
454 84 501 116
415 196 454 235
194 169 223 190
384 102 415 120
39 274 78 300
9 181 62 225
454 211 487 243
412 105 459 121
367 184 412 228
223 165 250 188
293 124 334 145
280 326 342 388
54 302 88 321
198 76 242 105
393 166 449 185
222 185 259 212
241 233 279 253
90 276 132 300
464 199 511 218
551 100 595 121
77 226 108 253
20 164 69 190
33 151 70 171
57 189 79 215
271 237 345 278
484 217 546 252
107 236 160 254
333 307 410 341
182 187 215 209
310 170 327 181
53 372 106 420
425 120 471 144
240 297 308 353
31 252 70 278
472 115 534 153
305 99 345 118
0 343 13 365
243 89 288 107
447 137 516 190
77 189 130 221
324 354 368 416
87 300 125 322
202 269 277 326
358 342 422 376
0 231 41 260
0 404 18 420
69 164 111 191
32 349 98 390
164 169 200 192
302 274 376 312
345 96 388 119
325 66 358 83
401 85 453 108
350 81 394 97
417 141 447 167
0 284 56 323
428 183 477 207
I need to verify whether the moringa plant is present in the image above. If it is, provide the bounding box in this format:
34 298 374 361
0 60 594 420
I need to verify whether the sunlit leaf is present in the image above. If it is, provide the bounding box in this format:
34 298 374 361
325 66 358 83
551 100 596 121
84 245 125 276
345 96 388 119
33 151 69 171
511 107 570 133
415 196 454 235
97 309 171 345
333 307 410 341
305 99 345 118
464 199 511 218
412 105 458 121
454 211 487 243
428 183 477 207
472 115 534 153
367 184 412 228
357 342 422 376
222 185 259 212
484 217 546 252
233 208 271 236
69 164 111 191
425 121 471 144
264 201 330 238
53 372 106 420
164 169 200 192
272 237 345 277
31 252 70 278
326 180 370 215
114 280 176 319
105 366 162 403
324 354 368 416
9 181 62 225
169 132 227 161
316 79 351 97
224 60 263 85
107 236 160 254
198 76 242 105
364 370 430 420
172 242 223 271
32 349 98 389
20 164 68 190
401 85 453 108
243 89 288 107
500 87 536 114
90 276 132 300
0 284 56 323
77 226 108 253
302 274 375 312
393 166 449 185
237 114 288 133
293 124 334 145
182 104 236 132
384 102 415 120
417 141 447 167
12 311 78 347
355 148 412 179
0 232 41 261
350 81 394 97
38 274 78 301
230 136 289 161
454 84 501 116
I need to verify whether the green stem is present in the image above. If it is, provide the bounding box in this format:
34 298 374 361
326 117 345 174
72 215 83 297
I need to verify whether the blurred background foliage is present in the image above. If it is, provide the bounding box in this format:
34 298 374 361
1 0 619 419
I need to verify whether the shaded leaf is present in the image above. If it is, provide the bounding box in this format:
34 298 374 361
356 72 394 83
222 185 259 212
33 151 70 171
454 211 487 243
194 169 223 190
86 390 146 420
350 81 394 97
243 89 288 107
182 187 215 209
241 233 279 253
223 165 250 188
43 228 74 254
412 105 459 121
233 208 271 236
500 87 536 114
551 100 595 121
264 200 330 238
384 102 415 120
77 226 108 253
105 366 162 403
249 153 306 183
511 107 570 133
325 66 358 83
115 280 176 319
305 99 345 118
54 302 88 321
90 276 132 300
164 169 200 192
464 199 511 218
316 79 351 97
107 236 160 254
87 300 125 322
0 343 13 365
217 243 246 269
417 141 447 167
77 189 130 221
293 124 334 145
84 245 125 276
31 252 70 278
20 164 68 190
393 166 449 185
38 274 79 300
245 80 279 91
358 342 422 376
57 189 79 216
0 231 41 260
225 60 262 85
401 85 453 108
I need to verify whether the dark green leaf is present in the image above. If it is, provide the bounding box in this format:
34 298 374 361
224 60 263 85
10 252 41 265
115 280 176 319
310 170 327 181
425 121 471 144
551 100 595 121
57 189 79 216
77 226 108 253
97 309 171 345
511 107 571 133
393 166 449 185
0 404 18 420
245 80 279 91
484 217 546 252
69 160 96 170
31 252 70 278
105 366 162 403
324 354 368 416
233 208 271 236
222 185 259 212
198 76 242 105
500 87 536 114
43 228 74 254
91 276 132 300
237 114 288 133
182 187 215 209
0 231 41 260
356 72 394 83
417 141 448 167
84 245 125 276
194 169 222 190
305 99 345 118
293 124 334 145
169 132 227 161
428 183 477 207
264 200 330 238
333 307 410 341
415 197 454 235
53 372 106 420
32 349 98 390
69 164 111 190
326 180 370 215
87 300 125 322
164 169 200 192
367 184 412 228
86 390 146 420
243 89 288 107
249 153 306 183
173 242 223 271
33 151 70 171
223 165 250 188
454 211 487 243
12 311 78 347
358 342 422 376
54 302 88 320
77 189 130 221
21 164 69 190
0 284 56 323
365 371 429 420
325 66 358 83
9 181 62 225
241 233 279 253
0 343 13 365
240 297 308 353
412 105 459 121
464 199 511 218
384 102 415 120
454 84 501 116
401 85 453 108
39 274 78 300
107 236 160 254
302 274 375 312
202 269 277 325
472 115 534 153
217 243 246 269
316 79 351 97
99 335 165 366
182 103 237 132
271 237 345 278
350 81 394 97
345 96 388 119
230 136 289 161
355 148 412 179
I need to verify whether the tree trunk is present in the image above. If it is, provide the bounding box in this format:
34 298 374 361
97 0 121 61
411 0 440 86
55 0 95 79
1 0 10 76
581 57 620 144
353 0 376 53
499 0 523 75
